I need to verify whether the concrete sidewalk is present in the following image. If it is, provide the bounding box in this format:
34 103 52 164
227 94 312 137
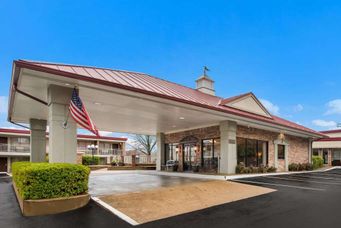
90 166 341 181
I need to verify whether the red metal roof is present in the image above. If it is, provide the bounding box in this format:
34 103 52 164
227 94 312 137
320 129 341 134
0 128 127 141
13 60 325 137
315 137 341 142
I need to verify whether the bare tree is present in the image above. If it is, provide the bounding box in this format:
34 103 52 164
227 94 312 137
130 134 156 155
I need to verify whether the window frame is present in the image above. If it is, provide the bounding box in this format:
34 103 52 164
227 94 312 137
277 144 285 160
237 137 268 167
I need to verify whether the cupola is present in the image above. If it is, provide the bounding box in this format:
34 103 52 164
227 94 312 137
195 66 215 96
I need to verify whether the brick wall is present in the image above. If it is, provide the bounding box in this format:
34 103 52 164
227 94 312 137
165 126 219 171
165 125 310 172
76 152 83 164
237 126 309 171
165 126 220 144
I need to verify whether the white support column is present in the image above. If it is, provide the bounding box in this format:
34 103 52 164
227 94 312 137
219 120 237 174
156 132 165 171
48 85 77 163
30 119 47 162
7 137 11 152
284 145 289 171
274 139 289 171
308 138 313 163
262 143 267 165
7 157 11 173
274 143 278 169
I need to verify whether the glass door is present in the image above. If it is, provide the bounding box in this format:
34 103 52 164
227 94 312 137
183 143 197 171
323 150 329 164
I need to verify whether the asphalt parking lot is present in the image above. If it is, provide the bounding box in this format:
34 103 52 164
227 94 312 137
1 169 341 228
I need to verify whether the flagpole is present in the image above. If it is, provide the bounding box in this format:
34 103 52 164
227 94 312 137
62 86 78 129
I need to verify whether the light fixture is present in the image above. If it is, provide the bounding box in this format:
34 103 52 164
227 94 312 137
278 132 285 141
94 102 102 105
65 83 70 86
87 144 98 149
179 117 185 120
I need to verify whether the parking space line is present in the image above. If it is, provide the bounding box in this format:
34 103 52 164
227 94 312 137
264 176 341 185
233 180 326 191
91 196 139 226
310 173 341 177
292 175 341 180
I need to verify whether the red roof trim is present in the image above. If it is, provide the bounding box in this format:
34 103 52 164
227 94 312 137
0 128 127 141
77 134 127 141
315 137 341 142
320 129 341 134
0 128 30 134
10 60 325 137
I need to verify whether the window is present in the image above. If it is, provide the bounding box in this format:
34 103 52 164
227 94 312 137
313 149 319 156
278 145 285 159
246 139 257 166
202 138 220 171
237 137 267 166
17 137 29 144
323 150 328 164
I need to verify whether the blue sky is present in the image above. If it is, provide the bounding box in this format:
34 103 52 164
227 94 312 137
0 0 341 135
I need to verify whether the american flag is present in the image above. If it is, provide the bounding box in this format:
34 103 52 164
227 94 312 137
69 88 99 136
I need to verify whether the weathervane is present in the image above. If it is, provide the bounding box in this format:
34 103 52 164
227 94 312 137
203 66 210 76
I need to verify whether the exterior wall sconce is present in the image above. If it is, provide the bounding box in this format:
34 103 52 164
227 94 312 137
278 132 285 143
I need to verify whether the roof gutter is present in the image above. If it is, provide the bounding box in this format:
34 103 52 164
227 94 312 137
8 62 48 129
14 84 48 106
8 120 30 130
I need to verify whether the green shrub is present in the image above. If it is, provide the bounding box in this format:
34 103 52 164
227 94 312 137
236 163 277 174
298 163 306 171
82 156 99 165
289 162 313 171
258 165 268 173
12 162 90 200
312 156 324 169
289 163 299 171
267 166 277 173
306 163 313 171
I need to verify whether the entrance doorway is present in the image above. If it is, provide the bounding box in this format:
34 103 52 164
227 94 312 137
0 157 8 172
183 144 198 171
323 150 329 164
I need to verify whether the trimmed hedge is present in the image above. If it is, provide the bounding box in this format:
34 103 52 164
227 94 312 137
312 155 324 169
288 163 313 171
12 162 90 200
236 163 277 174
82 156 99 165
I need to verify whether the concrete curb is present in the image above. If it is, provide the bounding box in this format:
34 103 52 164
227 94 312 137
91 196 139 226
89 166 341 181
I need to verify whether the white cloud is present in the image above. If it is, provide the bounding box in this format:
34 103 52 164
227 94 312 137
0 96 8 114
293 104 304 113
325 99 341 115
260 99 280 115
312 119 337 128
